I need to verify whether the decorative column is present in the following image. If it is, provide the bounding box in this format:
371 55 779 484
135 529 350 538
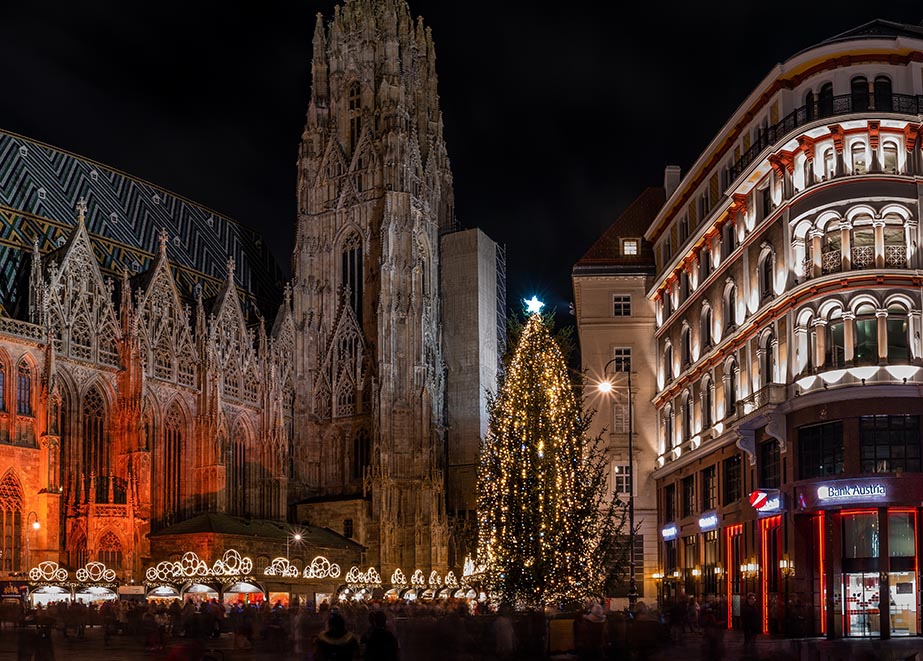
910 309 922 363
843 312 856 364
873 218 886 269
868 121 881 173
902 124 918 176
878 507 891 640
829 125 846 177
877 308 888 362
839 220 852 272
814 319 827 369
792 238 806 279
797 135 816 188
793 326 809 376
810 229 823 278
904 219 916 267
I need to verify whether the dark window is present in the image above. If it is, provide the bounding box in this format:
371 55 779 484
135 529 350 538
826 316 846 368
854 303 878 365
352 429 370 480
818 83 834 118
682 475 695 518
683 535 698 595
700 250 712 281
702 465 717 510
665 539 677 573
851 77 869 112
859 415 921 473
875 76 893 112
798 421 844 479
805 90 815 121
704 530 719 595
759 439 781 488
613 294 632 317
723 454 742 505
16 362 30 416
612 348 631 373
760 252 774 301
701 307 713 350
681 329 691 367
344 518 354 538
342 234 363 325
702 380 712 428
664 484 675 522
759 187 772 219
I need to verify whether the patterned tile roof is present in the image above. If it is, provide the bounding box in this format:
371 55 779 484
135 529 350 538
0 129 285 313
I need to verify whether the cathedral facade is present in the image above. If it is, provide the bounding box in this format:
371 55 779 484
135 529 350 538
0 0 493 584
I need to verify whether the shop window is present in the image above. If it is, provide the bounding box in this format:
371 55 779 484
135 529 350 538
682 475 695 518
854 303 878 365
664 484 675 522
723 454 743 505
683 535 698 596
797 421 844 479
890 513 915 558
665 539 677 575
701 465 716 510
859 415 921 473
759 439 781 489
843 512 878 559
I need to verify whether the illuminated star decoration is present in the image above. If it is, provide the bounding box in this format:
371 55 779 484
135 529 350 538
524 296 544 315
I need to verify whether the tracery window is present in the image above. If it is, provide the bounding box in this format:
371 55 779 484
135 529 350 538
230 421 249 516
71 316 92 361
98 531 123 571
352 428 370 481
0 360 6 412
163 404 183 522
341 232 363 325
83 386 108 479
0 472 22 571
16 360 31 416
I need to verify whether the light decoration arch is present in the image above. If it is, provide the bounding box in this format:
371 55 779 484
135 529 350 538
303 555 341 579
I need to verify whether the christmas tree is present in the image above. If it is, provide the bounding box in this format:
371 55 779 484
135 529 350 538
477 302 623 609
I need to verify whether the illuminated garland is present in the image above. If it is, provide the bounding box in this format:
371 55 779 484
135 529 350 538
303 556 341 580
263 557 300 578
390 569 407 587
76 562 116 583
345 566 382 589
30 561 68 583
145 550 254 583
428 570 442 588
410 569 425 588
444 571 459 589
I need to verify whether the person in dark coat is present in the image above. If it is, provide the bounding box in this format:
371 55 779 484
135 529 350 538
315 611 360 661
362 609 399 661
741 592 760 659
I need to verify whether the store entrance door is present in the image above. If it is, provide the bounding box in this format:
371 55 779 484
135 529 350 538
843 573 880 637
889 571 917 636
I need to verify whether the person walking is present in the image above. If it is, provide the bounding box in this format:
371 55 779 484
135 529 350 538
741 592 760 660
314 611 360 661
362 609 399 661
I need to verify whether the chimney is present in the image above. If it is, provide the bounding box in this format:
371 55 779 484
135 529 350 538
664 165 682 199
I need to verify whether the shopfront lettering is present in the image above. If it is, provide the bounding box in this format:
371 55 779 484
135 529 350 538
661 524 678 541
817 483 887 501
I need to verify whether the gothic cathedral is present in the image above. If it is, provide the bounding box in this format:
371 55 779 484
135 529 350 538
291 0 454 574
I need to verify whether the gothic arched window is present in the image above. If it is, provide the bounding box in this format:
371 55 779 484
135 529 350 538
164 404 183 522
82 387 108 479
16 360 31 416
98 530 123 571
231 421 249 517
0 359 6 413
352 428 370 481
341 232 363 324
0 471 23 571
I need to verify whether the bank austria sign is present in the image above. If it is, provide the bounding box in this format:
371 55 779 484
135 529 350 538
817 481 887 503
749 489 783 516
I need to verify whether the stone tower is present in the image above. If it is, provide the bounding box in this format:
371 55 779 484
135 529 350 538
291 0 453 574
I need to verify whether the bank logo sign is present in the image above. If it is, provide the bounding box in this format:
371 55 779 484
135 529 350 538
817 482 887 502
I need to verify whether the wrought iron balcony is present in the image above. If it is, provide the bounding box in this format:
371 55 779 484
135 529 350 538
729 93 923 181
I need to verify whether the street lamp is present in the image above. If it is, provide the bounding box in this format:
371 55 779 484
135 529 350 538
597 358 638 610
26 512 39 570
286 530 303 558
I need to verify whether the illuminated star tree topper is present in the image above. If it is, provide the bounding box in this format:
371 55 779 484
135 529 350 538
524 296 544 315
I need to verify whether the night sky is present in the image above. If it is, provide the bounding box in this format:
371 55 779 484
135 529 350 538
0 1 920 321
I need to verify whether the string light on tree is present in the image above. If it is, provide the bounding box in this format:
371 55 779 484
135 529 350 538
476 311 624 609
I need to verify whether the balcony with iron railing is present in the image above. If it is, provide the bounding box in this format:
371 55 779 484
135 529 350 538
805 242 909 280
729 92 923 181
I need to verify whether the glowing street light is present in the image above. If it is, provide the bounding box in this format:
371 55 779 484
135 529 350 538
286 530 303 558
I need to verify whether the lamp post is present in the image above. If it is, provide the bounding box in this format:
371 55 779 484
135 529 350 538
286 531 302 559
598 359 637 610
25 512 39 571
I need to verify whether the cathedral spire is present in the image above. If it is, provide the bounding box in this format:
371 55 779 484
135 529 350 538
311 12 328 104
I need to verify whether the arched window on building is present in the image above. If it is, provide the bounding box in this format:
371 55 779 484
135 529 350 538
98 531 123 571
231 421 249 517
725 359 738 417
663 405 674 450
352 428 370 481
723 282 738 331
851 219 874 270
851 76 869 112
758 247 775 302
700 304 713 351
663 343 673 383
826 309 846 369
802 156 813 189
883 141 899 174
761 331 776 386
818 83 834 118
874 75 892 112
16 360 31 416
883 216 907 268
854 303 879 366
821 223 842 274
0 471 23 571
701 376 713 429
851 142 868 175
82 386 108 481
681 326 691 368
341 232 363 325
347 81 362 153
804 89 815 121
682 391 693 440
164 404 183 522
886 304 910 364
0 359 6 413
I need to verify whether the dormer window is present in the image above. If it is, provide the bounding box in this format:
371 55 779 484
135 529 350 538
621 238 639 256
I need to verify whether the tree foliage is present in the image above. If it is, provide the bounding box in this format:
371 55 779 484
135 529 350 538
477 312 625 609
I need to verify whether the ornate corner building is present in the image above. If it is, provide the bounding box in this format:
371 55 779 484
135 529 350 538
0 0 501 585
647 20 923 639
